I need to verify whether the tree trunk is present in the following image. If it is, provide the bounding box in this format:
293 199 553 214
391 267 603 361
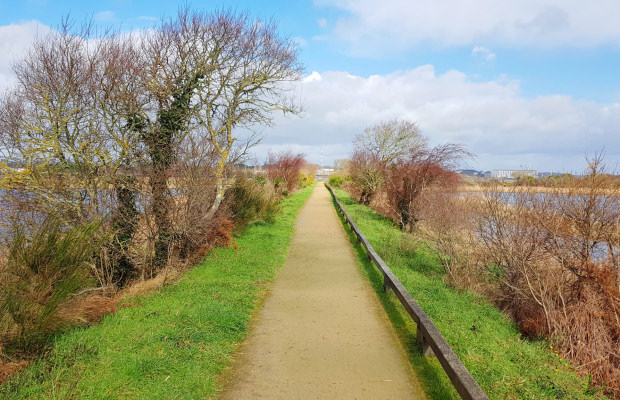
109 175 138 285
204 156 229 222
147 75 200 271
151 163 172 271
204 176 225 222
145 125 174 271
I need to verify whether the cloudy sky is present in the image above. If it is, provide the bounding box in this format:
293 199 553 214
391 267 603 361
1 1 619 172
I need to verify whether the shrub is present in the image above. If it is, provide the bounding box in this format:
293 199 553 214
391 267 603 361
299 173 315 188
229 177 280 230
474 166 620 397
385 144 468 232
254 175 266 185
348 150 385 205
328 174 345 187
266 151 306 192
0 219 101 354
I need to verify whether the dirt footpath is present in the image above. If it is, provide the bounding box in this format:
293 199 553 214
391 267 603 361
219 183 425 399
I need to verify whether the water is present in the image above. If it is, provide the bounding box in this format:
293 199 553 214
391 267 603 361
469 190 620 263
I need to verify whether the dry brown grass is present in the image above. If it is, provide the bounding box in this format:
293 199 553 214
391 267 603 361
0 360 29 384
119 267 185 300
29 264 180 327
57 293 120 326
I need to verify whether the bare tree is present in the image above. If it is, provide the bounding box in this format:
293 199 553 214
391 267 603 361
266 150 306 192
2 20 102 221
0 21 154 285
349 119 431 206
137 9 303 268
92 34 148 284
354 119 426 165
348 149 385 205
385 143 470 232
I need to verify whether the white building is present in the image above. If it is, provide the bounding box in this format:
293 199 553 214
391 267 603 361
490 170 538 179
316 167 334 176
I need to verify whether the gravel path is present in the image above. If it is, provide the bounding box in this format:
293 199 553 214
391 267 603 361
219 183 425 399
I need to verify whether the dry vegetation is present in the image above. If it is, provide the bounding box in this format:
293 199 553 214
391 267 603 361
340 120 620 398
469 156 620 397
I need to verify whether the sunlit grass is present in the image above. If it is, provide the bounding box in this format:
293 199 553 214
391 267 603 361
331 187 606 400
0 185 314 399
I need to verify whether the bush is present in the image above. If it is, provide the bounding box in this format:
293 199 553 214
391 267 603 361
328 174 345 187
0 219 101 354
229 177 280 230
266 151 306 192
474 170 620 397
299 173 315 188
348 150 385 205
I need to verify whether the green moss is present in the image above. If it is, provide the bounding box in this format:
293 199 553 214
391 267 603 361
1 186 314 399
331 187 606 400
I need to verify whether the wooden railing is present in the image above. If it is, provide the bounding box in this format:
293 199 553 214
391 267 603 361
326 184 489 400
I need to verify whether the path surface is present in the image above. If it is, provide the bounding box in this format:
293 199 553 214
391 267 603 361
220 183 425 399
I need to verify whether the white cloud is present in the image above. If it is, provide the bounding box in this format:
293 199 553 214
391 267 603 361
293 37 308 47
259 66 620 171
320 0 620 55
303 71 322 82
317 18 327 28
0 19 615 172
95 11 116 22
0 21 52 92
472 46 496 62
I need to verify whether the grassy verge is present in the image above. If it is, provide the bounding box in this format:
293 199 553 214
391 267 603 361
331 187 605 400
0 185 314 399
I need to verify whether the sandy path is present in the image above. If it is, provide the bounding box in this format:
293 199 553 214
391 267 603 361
219 183 425 399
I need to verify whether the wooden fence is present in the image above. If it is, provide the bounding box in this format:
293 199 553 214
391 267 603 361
326 184 489 400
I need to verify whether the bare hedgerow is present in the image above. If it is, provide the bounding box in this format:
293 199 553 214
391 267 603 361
384 144 471 233
473 155 620 397
0 8 302 369
266 151 306 193
416 188 484 287
348 150 385 205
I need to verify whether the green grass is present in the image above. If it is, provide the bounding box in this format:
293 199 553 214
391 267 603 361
0 185 314 400
331 187 606 400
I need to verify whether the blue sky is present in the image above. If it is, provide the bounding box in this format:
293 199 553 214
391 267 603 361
1 0 620 172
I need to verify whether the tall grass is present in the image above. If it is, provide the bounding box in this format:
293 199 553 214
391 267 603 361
230 176 281 230
0 219 101 355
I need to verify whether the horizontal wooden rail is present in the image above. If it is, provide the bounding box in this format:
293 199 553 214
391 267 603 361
326 184 489 400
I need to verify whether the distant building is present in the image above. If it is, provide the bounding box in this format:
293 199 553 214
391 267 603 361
314 167 334 181
456 169 483 177
490 170 537 179
537 172 563 178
